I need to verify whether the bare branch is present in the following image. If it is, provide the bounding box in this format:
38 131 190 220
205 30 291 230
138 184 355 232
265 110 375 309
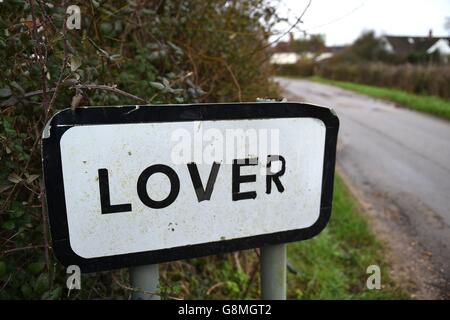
247 0 312 58
268 0 312 47
2 244 46 254
223 62 242 102
29 0 49 111
47 0 69 119
72 84 148 104
1 83 148 108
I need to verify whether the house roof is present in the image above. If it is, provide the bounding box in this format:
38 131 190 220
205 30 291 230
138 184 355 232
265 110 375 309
383 36 450 55
271 41 346 54
271 41 292 53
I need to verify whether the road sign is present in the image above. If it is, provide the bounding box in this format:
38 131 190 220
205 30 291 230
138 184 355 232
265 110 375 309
42 102 339 272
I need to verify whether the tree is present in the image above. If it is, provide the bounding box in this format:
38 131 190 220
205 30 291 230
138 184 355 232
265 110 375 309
330 31 396 63
291 34 326 54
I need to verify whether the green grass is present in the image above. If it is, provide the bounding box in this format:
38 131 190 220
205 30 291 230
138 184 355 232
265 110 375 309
310 76 450 120
159 174 407 299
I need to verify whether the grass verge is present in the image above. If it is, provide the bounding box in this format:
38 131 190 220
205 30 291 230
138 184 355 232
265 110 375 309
310 76 450 120
160 174 407 299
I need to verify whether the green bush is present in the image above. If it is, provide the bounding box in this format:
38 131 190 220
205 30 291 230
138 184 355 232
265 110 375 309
0 0 279 299
315 62 450 99
274 61 315 77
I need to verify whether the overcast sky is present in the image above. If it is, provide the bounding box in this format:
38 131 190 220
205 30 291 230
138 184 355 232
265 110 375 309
274 0 450 46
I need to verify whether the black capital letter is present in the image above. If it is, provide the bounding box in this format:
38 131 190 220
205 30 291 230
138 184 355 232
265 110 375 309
137 164 180 209
187 162 221 202
232 158 257 201
98 168 132 214
266 155 286 194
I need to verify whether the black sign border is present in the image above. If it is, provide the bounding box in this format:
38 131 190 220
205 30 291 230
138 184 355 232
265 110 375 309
42 102 339 273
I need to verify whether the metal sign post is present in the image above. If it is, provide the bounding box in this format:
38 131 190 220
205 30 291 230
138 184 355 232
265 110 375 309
129 264 160 300
261 244 286 300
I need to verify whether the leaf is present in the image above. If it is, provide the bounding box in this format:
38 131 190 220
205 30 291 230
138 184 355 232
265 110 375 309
162 77 170 87
21 283 33 298
25 174 39 184
148 51 160 61
109 54 121 61
28 261 45 275
147 42 160 50
149 81 165 90
10 81 25 95
196 87 206 96
168 42 183 56
3 221 15 231
7 173 22 184
99 22 113 34
34 274 49 295
70 55 82 72
172 89 184 95
186 79 195 88
0 87 12 98
42 287 62 300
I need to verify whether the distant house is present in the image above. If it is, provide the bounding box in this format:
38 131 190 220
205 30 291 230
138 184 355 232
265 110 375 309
380 31 450 62
270 52 300 64
269 41 299 64
270 41 345 64
427 39 450 55
317 46 346 62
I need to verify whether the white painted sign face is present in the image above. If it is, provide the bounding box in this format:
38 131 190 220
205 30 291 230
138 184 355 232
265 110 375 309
42 103 339 272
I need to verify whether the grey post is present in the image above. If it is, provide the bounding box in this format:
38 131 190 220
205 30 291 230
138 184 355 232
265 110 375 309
129 264 160 300
260 244 286 300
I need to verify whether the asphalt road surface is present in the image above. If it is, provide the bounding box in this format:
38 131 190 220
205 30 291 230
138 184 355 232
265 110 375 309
276 77 450 298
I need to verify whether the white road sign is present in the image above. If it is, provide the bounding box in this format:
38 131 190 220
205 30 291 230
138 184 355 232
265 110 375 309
42 103 339 272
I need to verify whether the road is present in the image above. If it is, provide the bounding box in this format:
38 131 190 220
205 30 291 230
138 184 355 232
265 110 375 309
276 77 450 298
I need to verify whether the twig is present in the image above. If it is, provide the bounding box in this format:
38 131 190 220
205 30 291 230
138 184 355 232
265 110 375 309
1 84 147 108
206 282 226 295
39 181 51 272
2 244 45 254
247 0 312 58
171 71 193 86
47 0 69 119
0 231 21 247
240 258 259 299
72 84 148 104
0 88 56 107
29 0 49 112
0 274 12 291
224 62 242 102
232 251 243 273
